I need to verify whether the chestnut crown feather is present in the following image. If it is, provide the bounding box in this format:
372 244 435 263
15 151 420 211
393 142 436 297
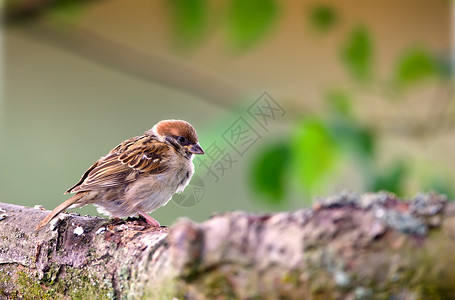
147 120 199 143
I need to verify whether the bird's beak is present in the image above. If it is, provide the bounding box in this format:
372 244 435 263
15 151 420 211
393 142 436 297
187 143 204 154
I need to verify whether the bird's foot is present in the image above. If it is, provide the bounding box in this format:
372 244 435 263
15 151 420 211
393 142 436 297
136 210 160 227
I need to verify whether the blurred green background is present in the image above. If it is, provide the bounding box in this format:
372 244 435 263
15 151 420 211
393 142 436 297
1 0 453 225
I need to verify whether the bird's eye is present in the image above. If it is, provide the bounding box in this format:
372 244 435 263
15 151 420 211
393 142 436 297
177 136 186 143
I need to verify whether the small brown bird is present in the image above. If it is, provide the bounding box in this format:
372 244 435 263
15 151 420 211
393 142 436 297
36 120 204 230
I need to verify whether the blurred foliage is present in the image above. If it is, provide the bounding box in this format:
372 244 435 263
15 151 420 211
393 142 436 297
308 4 338 32
424 175 455 200
341 26 373 82
167 0 279 51
249 91 412 202
249 3 453 203
368 161 408 196
325 90 375 162
325 89 352 118
4 0 93 23
227 0 279 50
48 0 85 24
394 47 440 88
6 0 279 51
249 142 290 203
291 118 339 196
4 0 453 204
169 0 207 49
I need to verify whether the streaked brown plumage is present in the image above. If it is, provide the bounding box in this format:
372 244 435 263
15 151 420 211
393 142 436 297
36 120 204 230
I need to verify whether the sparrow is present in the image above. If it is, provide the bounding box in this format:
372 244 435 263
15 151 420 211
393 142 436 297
36 119 204 230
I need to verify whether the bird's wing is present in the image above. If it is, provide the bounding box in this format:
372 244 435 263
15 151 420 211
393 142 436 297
66 135 171 193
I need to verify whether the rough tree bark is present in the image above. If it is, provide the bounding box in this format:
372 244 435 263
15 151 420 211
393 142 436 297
0 192 454 299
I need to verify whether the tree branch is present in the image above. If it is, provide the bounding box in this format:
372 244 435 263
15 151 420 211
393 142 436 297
0 192 454 299
9 21 243 109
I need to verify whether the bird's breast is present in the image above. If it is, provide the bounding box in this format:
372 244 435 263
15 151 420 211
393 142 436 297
125 157 194 213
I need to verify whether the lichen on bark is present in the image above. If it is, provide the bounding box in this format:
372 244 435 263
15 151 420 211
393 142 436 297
0 192 454 299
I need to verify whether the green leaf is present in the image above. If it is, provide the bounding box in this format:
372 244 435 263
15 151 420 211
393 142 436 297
249 142 290 204
169 0 207 48
328 119 375 161
341 25 373 82
424 175 455 200
394 47 438 87
325 89 352 117
291 118 338 194
228 0 279 50
48 0 85 24
369 161 407 195
308 4 338 32
324 90 375 160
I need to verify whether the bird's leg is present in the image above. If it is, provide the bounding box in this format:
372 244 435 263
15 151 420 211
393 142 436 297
137 210 160 226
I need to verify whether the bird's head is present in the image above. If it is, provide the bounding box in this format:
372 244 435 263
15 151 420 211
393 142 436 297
147 120 204 157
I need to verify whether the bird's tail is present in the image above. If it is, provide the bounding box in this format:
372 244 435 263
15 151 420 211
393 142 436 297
35 193 85 230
